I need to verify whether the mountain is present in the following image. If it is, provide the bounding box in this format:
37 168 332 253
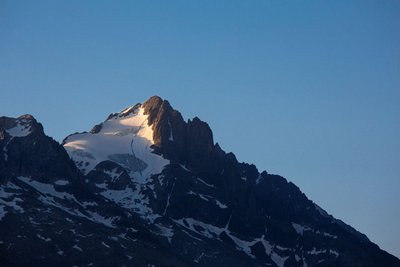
1 96 399 267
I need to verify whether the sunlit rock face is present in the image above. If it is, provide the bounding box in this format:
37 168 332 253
142 96 225 174
1 96 399 267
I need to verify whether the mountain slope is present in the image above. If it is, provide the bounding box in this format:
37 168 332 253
1 96 399 267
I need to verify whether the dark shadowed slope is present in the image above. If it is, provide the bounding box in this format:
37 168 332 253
1 96 399 267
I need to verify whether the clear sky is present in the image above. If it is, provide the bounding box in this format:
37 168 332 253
1 0 399 258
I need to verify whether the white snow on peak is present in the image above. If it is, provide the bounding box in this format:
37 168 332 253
6 119 32 137
63 106 169 181
2 117 33 159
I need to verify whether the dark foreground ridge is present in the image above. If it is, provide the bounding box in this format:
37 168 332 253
1 96 399 267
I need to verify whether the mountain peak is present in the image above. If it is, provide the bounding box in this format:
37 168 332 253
142 95 171 123
0 114 43 138
143 95 163 107
2 97 400 267
0 114 78 183
139 97 219 171
63 96 222 176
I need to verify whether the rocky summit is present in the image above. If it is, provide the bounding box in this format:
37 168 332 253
1 96 399 267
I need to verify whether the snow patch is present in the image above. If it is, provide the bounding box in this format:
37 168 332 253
196 178 215 188
316 230 338 239
256 235 289 267
330 249 340 257
155 224 174 243
26 184 115 228
17 176 77 201
174 216 288 266
100 186 159 222
6 121 32 137
194 252 205 263
103 168 122 182
179 164 191 173
0 186 24 218
187 190 209 202
292 222 338 239
37 234 51 242
308 247 339 257
256 174 264 184
163 181 176 215
82 201 97 207
54 180 69 186
86 211 115 228
101 241 110 248
292 223 312 236
215 199 227 209
174 218 224 239
95 183 108 189
73 245 83 251
168 119 174 141
3 137 14 161
64 107 169 180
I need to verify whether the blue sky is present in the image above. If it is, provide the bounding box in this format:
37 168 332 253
1 0 399 258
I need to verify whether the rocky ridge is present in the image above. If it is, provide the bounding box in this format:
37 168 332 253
1 96 399 267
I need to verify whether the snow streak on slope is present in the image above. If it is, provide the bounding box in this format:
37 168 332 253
63 106 169 182
5 118 32 137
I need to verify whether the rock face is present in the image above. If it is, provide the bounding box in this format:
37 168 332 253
142 96 224 173
0 115 79 183
1 97 400 267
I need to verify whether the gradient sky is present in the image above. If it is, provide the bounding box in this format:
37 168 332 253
1 0 399 258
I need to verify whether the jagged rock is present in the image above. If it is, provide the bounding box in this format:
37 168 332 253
1 97 399 267
0 115 79 184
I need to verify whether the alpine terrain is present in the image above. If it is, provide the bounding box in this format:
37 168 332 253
1 96 399 267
